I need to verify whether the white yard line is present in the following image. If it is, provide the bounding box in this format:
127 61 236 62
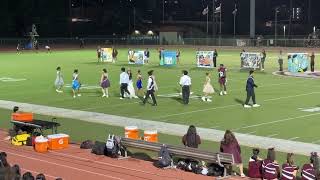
0 100 320 155
288 137 300 141
233 113 320 131
156 91 320 119
267 134 279 138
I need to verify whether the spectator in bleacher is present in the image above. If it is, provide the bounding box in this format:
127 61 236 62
22 171 35 180
248 148 262 178
182 125 201 148
262 148 280 180
36 173 46 180
0 152 11 180
220 130 245 177
301 152 319 180
281 153 299 180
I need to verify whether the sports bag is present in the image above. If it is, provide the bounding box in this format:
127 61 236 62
91 141 106 155
105 134 120 157
80 140 94 149
11 134 30 146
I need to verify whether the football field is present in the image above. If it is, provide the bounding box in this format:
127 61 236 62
0 47 320 144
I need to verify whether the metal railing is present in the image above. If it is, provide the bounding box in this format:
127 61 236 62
0 37 319 48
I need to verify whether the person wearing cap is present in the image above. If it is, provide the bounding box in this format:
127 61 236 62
179 70 192 105
244 70 260 108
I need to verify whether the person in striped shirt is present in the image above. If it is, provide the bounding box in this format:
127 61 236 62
262 148 280 180
281 153 299 180
301 152 319 180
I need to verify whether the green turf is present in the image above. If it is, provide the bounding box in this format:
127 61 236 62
0 48 319 144
0 108 309 172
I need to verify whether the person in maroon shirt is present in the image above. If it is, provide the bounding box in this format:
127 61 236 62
218 64 227 96
281 153 299 180
182 125 201 148
262 148 280 180
301 152 319 180
248 148 262 178
220 130 245 177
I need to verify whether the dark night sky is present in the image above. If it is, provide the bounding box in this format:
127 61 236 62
0 0 319 37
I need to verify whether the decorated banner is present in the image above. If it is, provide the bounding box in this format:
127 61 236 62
196 51 214 68
288 53 309 72
128 50 144 65
101 48 113 62
241 52 262 70
160 51 177 66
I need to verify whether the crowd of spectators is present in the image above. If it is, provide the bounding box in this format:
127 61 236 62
182 125 320 179
0 152 62 180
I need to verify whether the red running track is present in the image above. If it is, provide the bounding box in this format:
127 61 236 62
0 130 216 180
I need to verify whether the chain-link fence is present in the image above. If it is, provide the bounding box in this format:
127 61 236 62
0 37 320 48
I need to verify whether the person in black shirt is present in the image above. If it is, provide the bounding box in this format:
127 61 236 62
310 52 315 72
213 49 218 67
244 70 260 108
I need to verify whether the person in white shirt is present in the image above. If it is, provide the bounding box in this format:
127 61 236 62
179 70 192 104
142 70 157 106
119 67 130 99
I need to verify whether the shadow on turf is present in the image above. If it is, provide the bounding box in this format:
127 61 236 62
234 98 245 105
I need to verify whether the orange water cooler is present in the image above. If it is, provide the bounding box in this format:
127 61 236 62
34 136 48 153
143 130 158 142
47 134 69 150
124 126 139 139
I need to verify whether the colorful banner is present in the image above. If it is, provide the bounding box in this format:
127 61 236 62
288 53 309 72
196 51 214 68
160 51 177 66
101 48 113 62
241 52 262 70
128 50 144 65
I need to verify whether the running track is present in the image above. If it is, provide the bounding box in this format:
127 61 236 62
0 130 228 180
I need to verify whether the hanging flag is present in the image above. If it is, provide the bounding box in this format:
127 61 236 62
202 6 209 15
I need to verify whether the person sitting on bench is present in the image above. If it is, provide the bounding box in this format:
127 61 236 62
182 125 201 148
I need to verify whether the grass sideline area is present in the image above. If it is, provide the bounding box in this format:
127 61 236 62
0 48 320 144
0 108 309 173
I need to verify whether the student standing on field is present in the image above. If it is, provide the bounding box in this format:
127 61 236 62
202 72 214 102
179 70 192 105
278 50 284 72
244 70 260 108
100 68 110 98
112 47 118 63
144 48 150 64
176 49 181 64
218 64 227 96
55 67 64 93
261 49 266 71
97 46 102 62
213 49 218 67
142 70 157 106
136 70 143 97
310 52 315 72
72 69 81 98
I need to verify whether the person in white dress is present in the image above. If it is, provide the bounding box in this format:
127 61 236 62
202 72 215 102
124 69 138 98
54 67 64 93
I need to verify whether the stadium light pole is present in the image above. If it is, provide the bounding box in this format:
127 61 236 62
162 0 165 24
274 7 280 46
219 3 222 36
232 4 237 38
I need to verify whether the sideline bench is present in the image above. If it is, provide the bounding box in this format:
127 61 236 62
11 118 60 135
120 138 234 176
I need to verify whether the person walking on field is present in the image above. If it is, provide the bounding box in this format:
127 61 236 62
112 47 118 63
119 67 131 99
218 64 227 96
244 70 260 108
179 70 192 105
100 68 110 98
278 50 284 72
310 52 315 72
261 49 266 71
142 70 157 106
